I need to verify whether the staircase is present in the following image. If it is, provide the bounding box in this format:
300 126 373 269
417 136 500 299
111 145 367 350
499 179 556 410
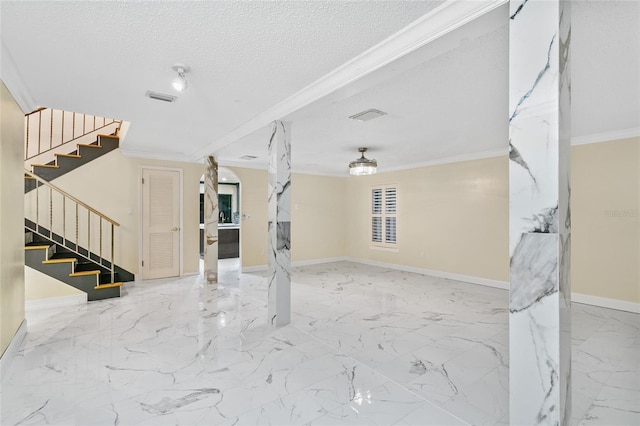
25 229 123 301
25 134 120 192
23 108 133 301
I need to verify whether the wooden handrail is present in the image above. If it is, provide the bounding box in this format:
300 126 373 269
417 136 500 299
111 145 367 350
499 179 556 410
25 107 47 116
25 169 120 227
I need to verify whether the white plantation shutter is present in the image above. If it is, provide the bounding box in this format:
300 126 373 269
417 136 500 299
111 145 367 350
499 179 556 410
370 185 397 248
371 188 383 243
385 216 396 243
385 188 396 213
372 217 382 243
372 189 382 214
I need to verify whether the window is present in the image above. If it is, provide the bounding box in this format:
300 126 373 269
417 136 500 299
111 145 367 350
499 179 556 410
371 185 397 248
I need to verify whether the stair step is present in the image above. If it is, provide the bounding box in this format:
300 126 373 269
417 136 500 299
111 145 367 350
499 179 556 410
98 134 119 139
55 153 81 159
77 143 102 149
31 163 60 169
69 270 100 277
94 282 122 290
25 245 50 251
43 258 76 264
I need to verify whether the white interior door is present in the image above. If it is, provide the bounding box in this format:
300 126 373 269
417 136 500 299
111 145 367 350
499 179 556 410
142 168 181 279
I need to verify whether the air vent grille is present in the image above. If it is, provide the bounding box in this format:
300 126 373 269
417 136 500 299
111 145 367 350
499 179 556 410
349 109 387 122
146 91 177 103
240 155 258 160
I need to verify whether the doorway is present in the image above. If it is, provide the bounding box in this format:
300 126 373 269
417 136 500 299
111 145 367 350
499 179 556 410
141 167 182 279
199 167 241 266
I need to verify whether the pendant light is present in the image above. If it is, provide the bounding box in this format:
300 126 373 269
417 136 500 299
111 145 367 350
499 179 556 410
349 147 377 176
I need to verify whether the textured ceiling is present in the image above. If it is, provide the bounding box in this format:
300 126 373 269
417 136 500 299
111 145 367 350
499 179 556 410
0 0 443 158
217 0 640 175
1 1 638 176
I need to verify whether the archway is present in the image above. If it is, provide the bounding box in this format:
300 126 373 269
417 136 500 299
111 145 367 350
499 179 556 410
199 167 241 283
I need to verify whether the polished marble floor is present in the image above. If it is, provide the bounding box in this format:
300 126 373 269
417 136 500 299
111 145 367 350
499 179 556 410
1 260 638 425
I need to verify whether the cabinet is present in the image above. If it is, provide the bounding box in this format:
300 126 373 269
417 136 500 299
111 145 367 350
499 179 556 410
218 227 240 259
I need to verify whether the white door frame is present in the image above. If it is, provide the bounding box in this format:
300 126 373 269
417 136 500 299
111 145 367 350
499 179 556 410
138 165 184 280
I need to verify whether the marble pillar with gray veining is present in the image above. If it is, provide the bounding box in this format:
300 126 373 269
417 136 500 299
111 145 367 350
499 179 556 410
267 121 291 326
204 156 219 284
509 0 571 424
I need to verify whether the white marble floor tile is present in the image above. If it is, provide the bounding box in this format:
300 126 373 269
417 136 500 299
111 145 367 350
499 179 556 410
393 400 470 425
309 381 425 426
2 261 638 426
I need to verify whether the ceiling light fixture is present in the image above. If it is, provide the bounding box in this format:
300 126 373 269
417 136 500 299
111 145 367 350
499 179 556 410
171 63 190 92
349 147 377 176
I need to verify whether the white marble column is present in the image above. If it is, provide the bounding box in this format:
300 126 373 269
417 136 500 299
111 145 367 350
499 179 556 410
204 156 219 284
267 121 291 326
509 1 571 424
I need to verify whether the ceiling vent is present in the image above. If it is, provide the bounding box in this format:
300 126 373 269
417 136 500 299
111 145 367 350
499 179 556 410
240 155 257 160
145 91 177 103
349 109 387 122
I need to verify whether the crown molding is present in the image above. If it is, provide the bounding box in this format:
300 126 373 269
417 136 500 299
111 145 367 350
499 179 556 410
119 147 194 164
571 128 640 146
189 0 509 161
379 148 508 174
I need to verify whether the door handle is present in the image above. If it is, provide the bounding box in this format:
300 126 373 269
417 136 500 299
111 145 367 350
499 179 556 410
171 227 180 232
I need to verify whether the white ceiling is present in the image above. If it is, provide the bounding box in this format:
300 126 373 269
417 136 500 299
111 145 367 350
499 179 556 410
2 1 638 176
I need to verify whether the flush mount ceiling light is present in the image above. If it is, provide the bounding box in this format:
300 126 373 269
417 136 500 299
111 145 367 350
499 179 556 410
171 63 190 92
349 147 377 176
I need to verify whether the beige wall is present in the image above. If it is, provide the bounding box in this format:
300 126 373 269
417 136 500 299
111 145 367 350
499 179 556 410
228 167 347 267
291 173 347 261
345 156 510 281
572 137 639 303
25 266 83 300
22 135 637 306
344 139 640 304
0 81 26 357
229 167 268 267
52 150 204 276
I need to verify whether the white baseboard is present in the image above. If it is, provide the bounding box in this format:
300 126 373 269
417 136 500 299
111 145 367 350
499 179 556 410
25 293 87 312
241 264 268 273
240 256 639 314
292 257 348 267
345 257 640 313
572 293 640 314
345 257 510 290
0 319 27 379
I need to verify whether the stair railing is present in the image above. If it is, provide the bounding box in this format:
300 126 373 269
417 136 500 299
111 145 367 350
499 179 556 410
24 169 120 283
25 108 122 162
